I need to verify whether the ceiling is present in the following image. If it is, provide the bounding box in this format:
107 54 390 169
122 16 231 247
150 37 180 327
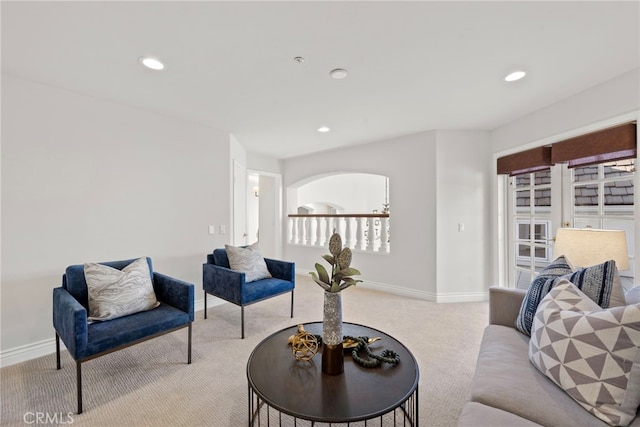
2 1 638 159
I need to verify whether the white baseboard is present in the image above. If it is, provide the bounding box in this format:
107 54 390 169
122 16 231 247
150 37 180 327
434 291 489 303
0 297 222 368
0 338 59 368
298 270 489 303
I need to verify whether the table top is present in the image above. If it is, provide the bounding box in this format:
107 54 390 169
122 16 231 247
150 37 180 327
246 322 419 423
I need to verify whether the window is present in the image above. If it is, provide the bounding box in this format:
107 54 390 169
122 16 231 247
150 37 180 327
516 221 551 262
569 159 635 289
510 169 556 288
499 123 636 290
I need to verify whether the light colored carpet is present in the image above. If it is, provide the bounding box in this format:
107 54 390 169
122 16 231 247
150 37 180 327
1 276 488 426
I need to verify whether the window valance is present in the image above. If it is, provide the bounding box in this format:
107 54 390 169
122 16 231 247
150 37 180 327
497 122 636 175
551 123 636 168
496 146 552 176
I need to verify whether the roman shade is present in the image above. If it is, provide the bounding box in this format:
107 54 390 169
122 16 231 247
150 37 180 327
497 122 637 175
551 123 636 168
497 146 552 176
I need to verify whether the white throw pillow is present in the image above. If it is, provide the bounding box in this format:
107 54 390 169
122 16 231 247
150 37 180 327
225 243 272 283
85 257 159 321
625 286 640 305
529 279 640 426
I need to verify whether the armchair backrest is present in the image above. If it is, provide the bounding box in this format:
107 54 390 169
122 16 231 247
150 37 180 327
210 249 230 268
62 257 154 309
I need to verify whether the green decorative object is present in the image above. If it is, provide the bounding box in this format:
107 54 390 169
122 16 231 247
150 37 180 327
344 336 400 368
309 233 363 375
310 233 362 293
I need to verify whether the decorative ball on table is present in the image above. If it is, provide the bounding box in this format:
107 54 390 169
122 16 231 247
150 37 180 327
288 324 318 361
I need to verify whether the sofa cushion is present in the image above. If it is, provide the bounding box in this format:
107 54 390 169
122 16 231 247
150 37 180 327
458 402 543 427
85 303 190 358
516 256 574 335
529 280 640 426
225 243 272 283
85 257 159 321
470 325 617 427
242 277 294 305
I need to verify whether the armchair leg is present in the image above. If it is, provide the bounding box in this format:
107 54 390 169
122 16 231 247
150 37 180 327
76 361 83 414
241 306 245 339
203 291 208 319
56 333 61 370
187 323 192 364
290 290 295 318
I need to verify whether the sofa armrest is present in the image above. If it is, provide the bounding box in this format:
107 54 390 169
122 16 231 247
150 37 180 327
264 258 295 282
53 287 88 360
153 272 195 322
489 286 527 328
202 263 245 305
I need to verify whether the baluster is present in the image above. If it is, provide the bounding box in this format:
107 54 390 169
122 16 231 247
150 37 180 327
315 217 324 246
288 217 294 244
344 217 353 248
366 216 376 251
292 217 301 245
309 217 317 246
355 218 365 250
335 217 344 238
325 217 333 243
295 217 303 245
379 217 390 252
302 217 310 245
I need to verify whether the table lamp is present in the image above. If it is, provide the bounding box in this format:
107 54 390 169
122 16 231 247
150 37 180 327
554 228 630 270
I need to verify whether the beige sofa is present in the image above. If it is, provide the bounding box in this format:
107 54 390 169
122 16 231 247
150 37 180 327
458 286 640 427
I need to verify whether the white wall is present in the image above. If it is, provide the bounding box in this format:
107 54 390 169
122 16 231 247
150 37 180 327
492 68 640 154
436 131 492 299
1 74 232 361
283 130 492 302
284 131 435 299
247 152 281 175
297 173 388 213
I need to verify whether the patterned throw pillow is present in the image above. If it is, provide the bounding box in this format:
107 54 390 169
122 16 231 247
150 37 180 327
225 243 272 283
85 257 159 321
529 280 640 426
516 257 620 336
515 256 574 335
626 286 640 305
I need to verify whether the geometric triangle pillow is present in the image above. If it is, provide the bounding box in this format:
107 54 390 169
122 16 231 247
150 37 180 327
529 279 640 426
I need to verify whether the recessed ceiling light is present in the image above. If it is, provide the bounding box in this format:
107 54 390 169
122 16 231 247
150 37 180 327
139 56 165 71
317 126 331 133
330 68 348 79
504 70 526 82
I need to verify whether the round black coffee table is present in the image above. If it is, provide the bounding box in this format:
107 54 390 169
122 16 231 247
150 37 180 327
247 322 419 426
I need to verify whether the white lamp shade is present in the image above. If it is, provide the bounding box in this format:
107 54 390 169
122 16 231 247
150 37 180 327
554 228 629 270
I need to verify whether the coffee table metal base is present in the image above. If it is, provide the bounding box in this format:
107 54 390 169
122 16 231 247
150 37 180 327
249 387 418 426
247 322 419 426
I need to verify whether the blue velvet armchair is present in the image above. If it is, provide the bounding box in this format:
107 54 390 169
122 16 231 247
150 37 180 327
202 249 295 338
53 257 194 414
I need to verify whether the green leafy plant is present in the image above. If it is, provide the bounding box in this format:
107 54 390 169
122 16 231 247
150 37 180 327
310 233 362 293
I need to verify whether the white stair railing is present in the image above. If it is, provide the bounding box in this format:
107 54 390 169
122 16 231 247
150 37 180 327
287 214 390 253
